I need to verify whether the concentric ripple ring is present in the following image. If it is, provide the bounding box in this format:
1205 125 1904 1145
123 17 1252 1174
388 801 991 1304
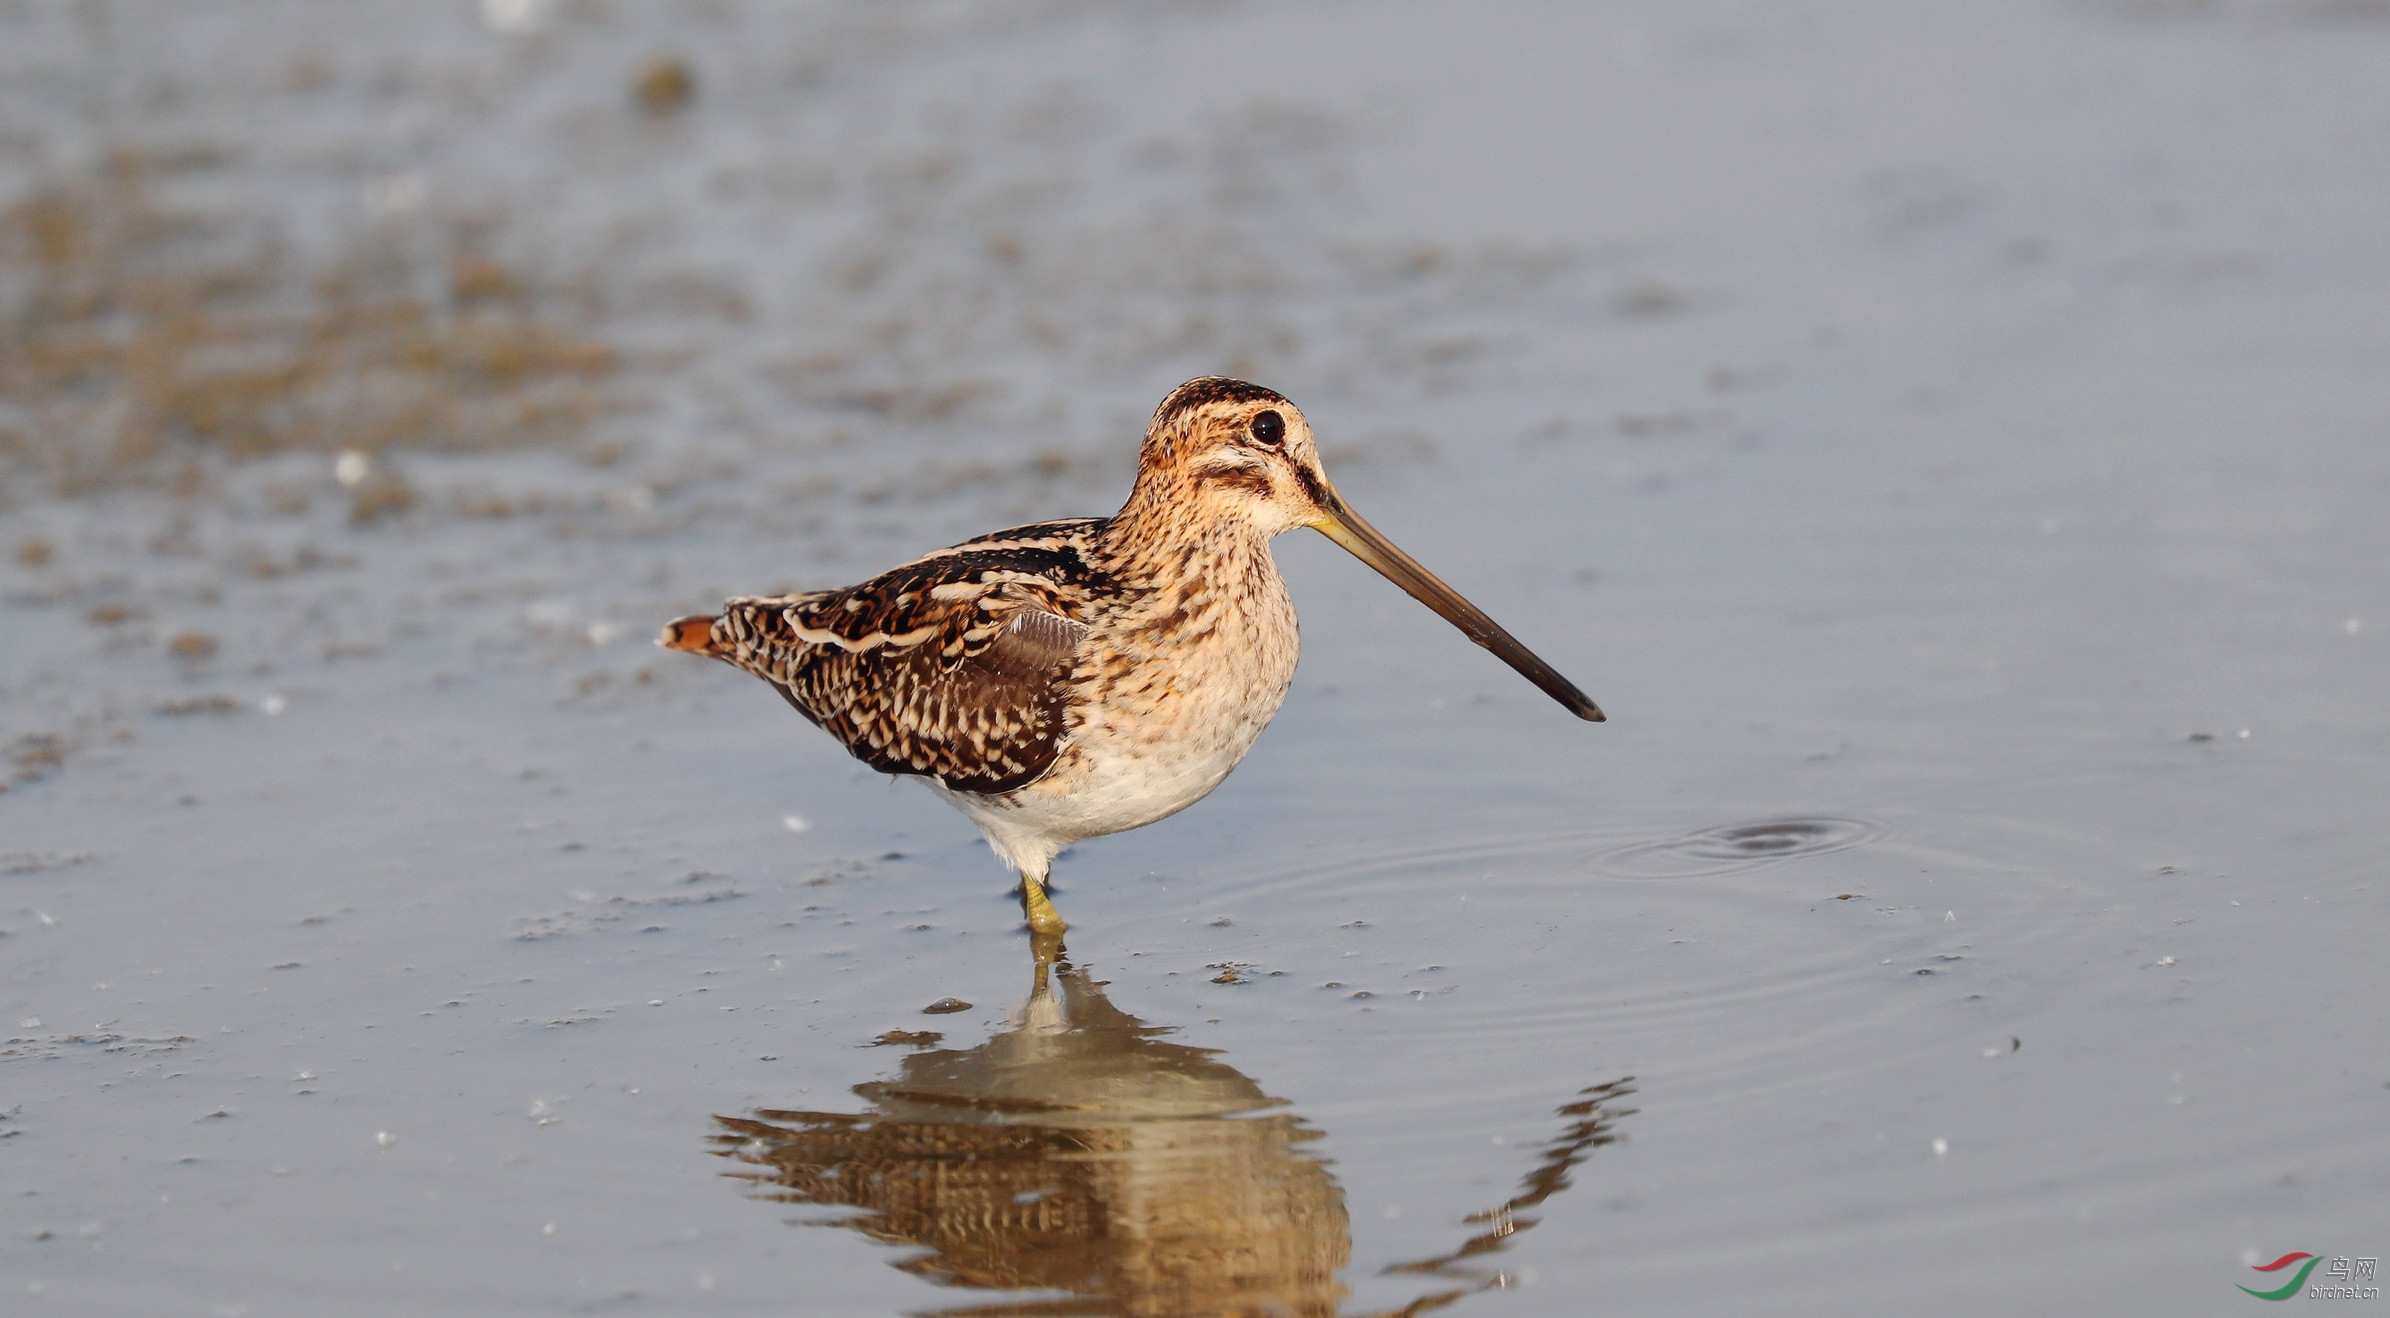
1593 817 1890 879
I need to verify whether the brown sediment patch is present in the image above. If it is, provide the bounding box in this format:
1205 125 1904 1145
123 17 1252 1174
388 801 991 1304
6 732 70 783
633 55 697 115
0 150 622 496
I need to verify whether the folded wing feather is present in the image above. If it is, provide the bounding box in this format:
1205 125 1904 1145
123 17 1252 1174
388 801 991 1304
699 525 1102 794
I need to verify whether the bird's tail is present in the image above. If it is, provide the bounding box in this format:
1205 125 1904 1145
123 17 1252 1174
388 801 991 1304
657 614 722 654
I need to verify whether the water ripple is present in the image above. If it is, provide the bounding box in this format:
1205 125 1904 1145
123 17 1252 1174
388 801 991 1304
1593 817 1890 879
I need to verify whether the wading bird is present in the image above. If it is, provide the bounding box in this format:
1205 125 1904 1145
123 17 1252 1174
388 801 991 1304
662 378 1601 939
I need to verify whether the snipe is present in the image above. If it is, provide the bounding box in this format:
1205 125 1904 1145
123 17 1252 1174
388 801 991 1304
662 377 1601 938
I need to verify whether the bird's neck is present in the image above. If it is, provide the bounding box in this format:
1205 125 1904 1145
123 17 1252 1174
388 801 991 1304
1095 479 1282 606
1105 474 1259 552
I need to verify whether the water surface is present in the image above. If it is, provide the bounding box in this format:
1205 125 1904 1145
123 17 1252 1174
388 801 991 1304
3 2 2386 1314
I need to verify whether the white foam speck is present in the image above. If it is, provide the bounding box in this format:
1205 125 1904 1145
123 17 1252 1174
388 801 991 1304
481 0 549 34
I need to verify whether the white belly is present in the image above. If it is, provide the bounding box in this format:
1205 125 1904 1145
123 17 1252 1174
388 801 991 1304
931 574 1300 878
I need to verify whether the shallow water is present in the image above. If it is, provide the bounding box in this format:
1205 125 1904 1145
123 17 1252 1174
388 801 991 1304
5 1 2388 1314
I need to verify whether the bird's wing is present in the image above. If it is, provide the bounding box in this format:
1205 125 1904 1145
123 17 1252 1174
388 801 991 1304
694 520 1102 793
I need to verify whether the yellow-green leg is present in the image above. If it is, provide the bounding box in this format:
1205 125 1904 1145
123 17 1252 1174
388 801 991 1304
1020 871 1068 938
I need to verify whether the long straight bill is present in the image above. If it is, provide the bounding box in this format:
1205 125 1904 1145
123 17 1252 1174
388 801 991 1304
1311 492 1605 721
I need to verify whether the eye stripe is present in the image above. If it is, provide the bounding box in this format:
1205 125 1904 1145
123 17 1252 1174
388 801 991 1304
1212 467 1274 497
1290 464 1328 508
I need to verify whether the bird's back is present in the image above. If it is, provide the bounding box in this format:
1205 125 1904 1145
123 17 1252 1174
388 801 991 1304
664 519 1107 793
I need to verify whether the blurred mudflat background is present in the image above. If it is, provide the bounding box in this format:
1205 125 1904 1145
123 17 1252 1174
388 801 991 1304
3 2 2386 1314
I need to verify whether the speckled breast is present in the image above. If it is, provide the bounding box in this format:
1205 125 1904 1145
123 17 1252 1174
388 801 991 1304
995 552 1302 843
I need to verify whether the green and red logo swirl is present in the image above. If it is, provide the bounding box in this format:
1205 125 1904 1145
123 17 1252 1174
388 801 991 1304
2241 1252 2321 1301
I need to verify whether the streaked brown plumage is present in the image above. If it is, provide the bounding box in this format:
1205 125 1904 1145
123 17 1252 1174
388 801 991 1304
663 377 1601 939
669 520 1100 794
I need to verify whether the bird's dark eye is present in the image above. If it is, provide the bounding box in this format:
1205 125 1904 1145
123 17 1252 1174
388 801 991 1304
1249 409 1285 447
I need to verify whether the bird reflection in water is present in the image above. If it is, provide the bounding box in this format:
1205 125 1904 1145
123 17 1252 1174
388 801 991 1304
710 956 1635 1317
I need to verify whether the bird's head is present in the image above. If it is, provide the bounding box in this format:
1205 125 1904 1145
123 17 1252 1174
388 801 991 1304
1136 376 1334 537
1129 376 1605 721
